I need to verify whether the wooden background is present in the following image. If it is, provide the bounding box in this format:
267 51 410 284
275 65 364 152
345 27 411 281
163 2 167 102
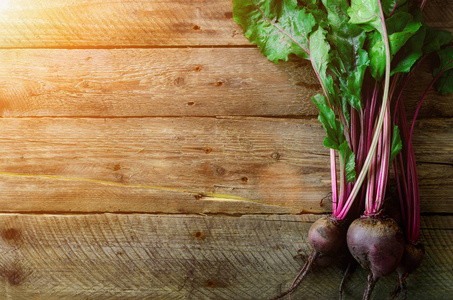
0 0 451 299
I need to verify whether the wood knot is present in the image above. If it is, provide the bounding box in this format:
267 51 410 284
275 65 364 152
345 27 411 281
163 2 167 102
224 12 233 19
270 152 281 160
206 279 216 288
193 231 205 240
2 261 31 286
7 270 23 286
216 167 226 176
2 228 21 243
174 77 185 87
116 173 124 182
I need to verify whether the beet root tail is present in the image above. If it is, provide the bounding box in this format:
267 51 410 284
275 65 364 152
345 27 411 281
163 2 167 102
363 272 378 300
339 259 354 300
390 272 408 300
268 250 319 300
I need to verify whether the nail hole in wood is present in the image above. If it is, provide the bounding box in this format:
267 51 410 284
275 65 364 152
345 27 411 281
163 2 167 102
206 280 216 288
194 231 205 240
271 152 281 160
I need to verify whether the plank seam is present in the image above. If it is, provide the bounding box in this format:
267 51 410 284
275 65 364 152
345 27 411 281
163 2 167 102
0 212 450 217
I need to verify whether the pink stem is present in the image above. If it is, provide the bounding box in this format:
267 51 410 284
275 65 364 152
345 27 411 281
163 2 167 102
393 155 406 225
365 152 376 214
420 0 427 10
335 0 392 219
374 102 391 213
331 149 338 214
339 155 346 211
408 60 453 146
392 57 426 122
407 143 420 243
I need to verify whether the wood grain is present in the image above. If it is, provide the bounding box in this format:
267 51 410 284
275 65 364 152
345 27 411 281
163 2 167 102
0 0 449 49
0 213 450 299
0 0 249 48
423 0 453 29
0 48 320 117
0 48 452 118
0 1 449 298
0 117 450 214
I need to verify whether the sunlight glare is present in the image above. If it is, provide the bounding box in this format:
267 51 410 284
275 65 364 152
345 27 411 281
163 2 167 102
0 0 9 12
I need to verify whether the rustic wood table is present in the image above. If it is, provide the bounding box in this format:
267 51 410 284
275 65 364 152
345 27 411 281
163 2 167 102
0 0 451 299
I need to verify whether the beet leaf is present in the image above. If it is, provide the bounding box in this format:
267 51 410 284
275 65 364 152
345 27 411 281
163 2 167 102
232 0 316 62
434 48 453 95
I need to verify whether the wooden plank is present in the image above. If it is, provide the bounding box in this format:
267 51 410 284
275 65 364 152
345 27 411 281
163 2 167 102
401 58 453 119
0 0 450 48
0 117 450 214
423 0 453 29
0 48 320 118
0 117 326 214
0 0 249 48
0 213 450 299
0 48 452 118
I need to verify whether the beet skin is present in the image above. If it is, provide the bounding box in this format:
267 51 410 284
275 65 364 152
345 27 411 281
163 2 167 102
347 216 405 280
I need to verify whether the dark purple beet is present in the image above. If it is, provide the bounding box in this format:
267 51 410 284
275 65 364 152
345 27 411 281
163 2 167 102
309 215 346 255
397 242 425 275
391 242 425 299
269 215 346 300
347 216 405 300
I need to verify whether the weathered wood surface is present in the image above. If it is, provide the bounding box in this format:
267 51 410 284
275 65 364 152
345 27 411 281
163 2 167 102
0 213 450 299
0 48 452 118
0 0 247 48
0 48 320 118
0 0 450 298
0 0 449 48
0 117 450 214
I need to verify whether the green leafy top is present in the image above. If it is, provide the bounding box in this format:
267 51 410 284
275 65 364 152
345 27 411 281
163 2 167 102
233 0 316 62
348 0 383 34
434 48 453 95
233 0 452 187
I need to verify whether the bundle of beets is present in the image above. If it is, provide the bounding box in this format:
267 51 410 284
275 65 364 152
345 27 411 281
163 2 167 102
233 0 453 299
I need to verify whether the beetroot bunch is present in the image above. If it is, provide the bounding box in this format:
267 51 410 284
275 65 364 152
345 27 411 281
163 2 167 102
233 0 453 299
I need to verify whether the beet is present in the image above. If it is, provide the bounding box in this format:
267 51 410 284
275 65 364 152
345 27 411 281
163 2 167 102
309 215 346 256
397 241 425 276
269 215 347 300
391 242 425 299
347 216 405 300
